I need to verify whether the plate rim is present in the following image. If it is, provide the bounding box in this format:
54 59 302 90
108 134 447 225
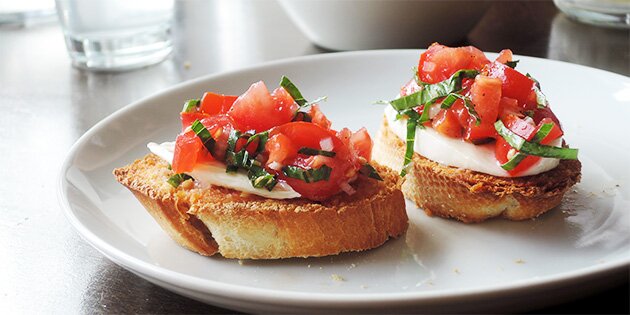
57 49 630 307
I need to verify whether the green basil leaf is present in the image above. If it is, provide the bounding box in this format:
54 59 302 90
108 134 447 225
501 122 556 171
191 119 216 153
495 120 578 159
505 60 519 69
359 163 383 181
416 104 431 127
412 66 420 83
225 129 246 172
282 165 332 183
531 122 554 143
440 93 481 125
500 152 527 171
167 173 193 188
526 73 548 108
280 76 307 107
248 161 278 191
387 69 479 112
243 131 269 156
182 99 200 113
298 147 336 157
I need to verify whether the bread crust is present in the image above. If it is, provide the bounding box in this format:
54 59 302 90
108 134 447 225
114 154 219 256
114 154 408 259
373 117 581 223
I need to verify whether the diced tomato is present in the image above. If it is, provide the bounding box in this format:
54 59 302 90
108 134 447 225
450 99 470 127
266 133 297 166
536 118 564 144
432 109 463 138
171 115 234 173
495 137 539 176
309 104 331 129
461 78 475 91
418 43 490 84
469 75 502 124
502 114 537 141
349 127 372 162
498 96 520 117
486 61 536 109
172 130 206 173
494 49 513 64
494 116 563 176
227 81 298 132
199 92 238 115
464 121 497 143
267 122 357 201
271 87 297 115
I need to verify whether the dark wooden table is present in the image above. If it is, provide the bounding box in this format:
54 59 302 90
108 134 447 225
1 0 627 313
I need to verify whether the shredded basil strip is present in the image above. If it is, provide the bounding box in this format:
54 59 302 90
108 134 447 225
411 66 420 83
359 163 383 181
495 120 578 160
526 73 548 109
248 161 278 191
245 131 269 155
500 152 528 171
191 120 216 153
298 147 336 157
280 75 328 114
387 69 479 113
222 129 277 190
283 165 332 183
167 173 193 188
225 129 246 172
531 122 554 143
383 70 481 176
182 99 200 113
501 122 555 171
416 104 432 127
280 76 308 107
506 60 519 69
440 93 481 125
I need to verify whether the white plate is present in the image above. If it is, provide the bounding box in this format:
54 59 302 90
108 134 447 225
58 50 630 313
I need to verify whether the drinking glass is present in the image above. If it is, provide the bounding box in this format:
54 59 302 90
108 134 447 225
55 0 174 71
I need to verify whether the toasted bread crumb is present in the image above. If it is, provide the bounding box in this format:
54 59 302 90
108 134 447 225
515 259 525 264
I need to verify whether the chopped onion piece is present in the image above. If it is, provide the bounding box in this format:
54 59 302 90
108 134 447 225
320 137 334 151
268 161 283 171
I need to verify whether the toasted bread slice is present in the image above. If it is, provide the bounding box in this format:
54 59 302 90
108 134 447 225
114 154 408 259
373 118 581 223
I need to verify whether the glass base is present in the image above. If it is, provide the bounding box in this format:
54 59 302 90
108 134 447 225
64 26 173 72
554 0 630 29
